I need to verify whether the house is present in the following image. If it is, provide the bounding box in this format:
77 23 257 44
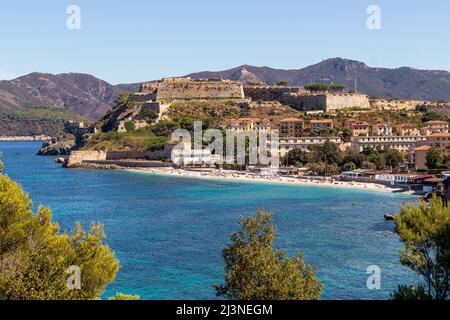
228 118 271 133
345 120 370 137
427 133 450 158
308 119 334 131
276 137 341 157
395 124 419 136
351 135 426 153
420 120 449 136
410 145 432 171
279 118 304 137
370 123 393 136
423 177 445 194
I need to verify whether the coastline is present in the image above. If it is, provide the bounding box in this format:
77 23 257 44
122 166 417 195
0 135 51 142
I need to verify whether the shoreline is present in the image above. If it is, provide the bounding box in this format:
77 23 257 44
0 135 51 142
121 166 417 195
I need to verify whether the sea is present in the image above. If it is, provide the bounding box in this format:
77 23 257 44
0 141 419 300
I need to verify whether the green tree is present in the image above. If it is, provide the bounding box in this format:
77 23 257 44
108 293 141 300
392 284 432 300
383 148 403 170
275 80 289 86
283 148 309 167
311 140 342 166
214 210 323 300
426 147 443 170
124 121 135 132
0 170 119 300
394 196 450 300
341 162 356 172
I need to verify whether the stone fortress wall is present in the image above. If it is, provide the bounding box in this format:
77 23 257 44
141 77 245 101
244 85 370 112
243 86 301 101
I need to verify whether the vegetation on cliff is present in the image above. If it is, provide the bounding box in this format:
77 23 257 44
0 107 86 136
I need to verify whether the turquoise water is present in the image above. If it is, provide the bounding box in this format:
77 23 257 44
0 141 418 300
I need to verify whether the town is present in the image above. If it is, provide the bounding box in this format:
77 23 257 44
45 76 450 196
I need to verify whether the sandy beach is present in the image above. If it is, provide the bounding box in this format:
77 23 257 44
124 166 416 195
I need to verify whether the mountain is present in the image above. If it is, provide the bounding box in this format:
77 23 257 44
1 58 450 124
0 73 140 119
187 58 450 101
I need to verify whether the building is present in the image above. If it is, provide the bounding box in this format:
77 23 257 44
351 135 427 153
420 120 449 136
410 145 432 171
279 118 304 137
395 124 419 136
277 137 341 157
228 118 271 133
282 92 370 112
427 132 450 158
370 123 393 136
308 119 334 131
346 120 370 137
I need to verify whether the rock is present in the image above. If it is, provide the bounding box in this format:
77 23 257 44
37 134 76 156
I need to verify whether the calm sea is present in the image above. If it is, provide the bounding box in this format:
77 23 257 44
0 141 418 300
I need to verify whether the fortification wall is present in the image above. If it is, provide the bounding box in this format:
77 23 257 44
281 93 370 111
67 150 107 167
155 80 244 100
244 86 300 101
370 99 425 110
282 94 327 111
325 93 370 110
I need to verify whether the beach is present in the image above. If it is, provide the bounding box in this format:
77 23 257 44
124 166 414 194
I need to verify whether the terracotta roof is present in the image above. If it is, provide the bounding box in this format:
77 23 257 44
348 121 369 126
414 145 432 151
424 120 448 125
280 118 303 122
309 119 333 124
396 124 417 129
430 133 450 137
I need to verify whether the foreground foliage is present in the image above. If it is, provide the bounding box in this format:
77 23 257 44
394 197 450 300
214 209 323 300
0 169 119 300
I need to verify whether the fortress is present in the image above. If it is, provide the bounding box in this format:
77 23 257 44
244 85 370 112
131 77 246 120
139 77 245 101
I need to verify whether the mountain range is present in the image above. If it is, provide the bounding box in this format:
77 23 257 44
1 58 449 120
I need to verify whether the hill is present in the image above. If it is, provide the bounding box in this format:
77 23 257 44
0 106 87 136
187 58 450 101
0 73 140 119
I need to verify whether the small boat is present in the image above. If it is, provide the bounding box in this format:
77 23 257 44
384 214 395 221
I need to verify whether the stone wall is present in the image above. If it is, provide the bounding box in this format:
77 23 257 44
282 93 370 112
244 86 301 101
141 78 244 101
370 99 425 110
67 150 107 167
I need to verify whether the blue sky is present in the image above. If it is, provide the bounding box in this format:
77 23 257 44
1 0 449 84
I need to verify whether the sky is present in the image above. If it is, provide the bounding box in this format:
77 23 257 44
1 0 449 84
